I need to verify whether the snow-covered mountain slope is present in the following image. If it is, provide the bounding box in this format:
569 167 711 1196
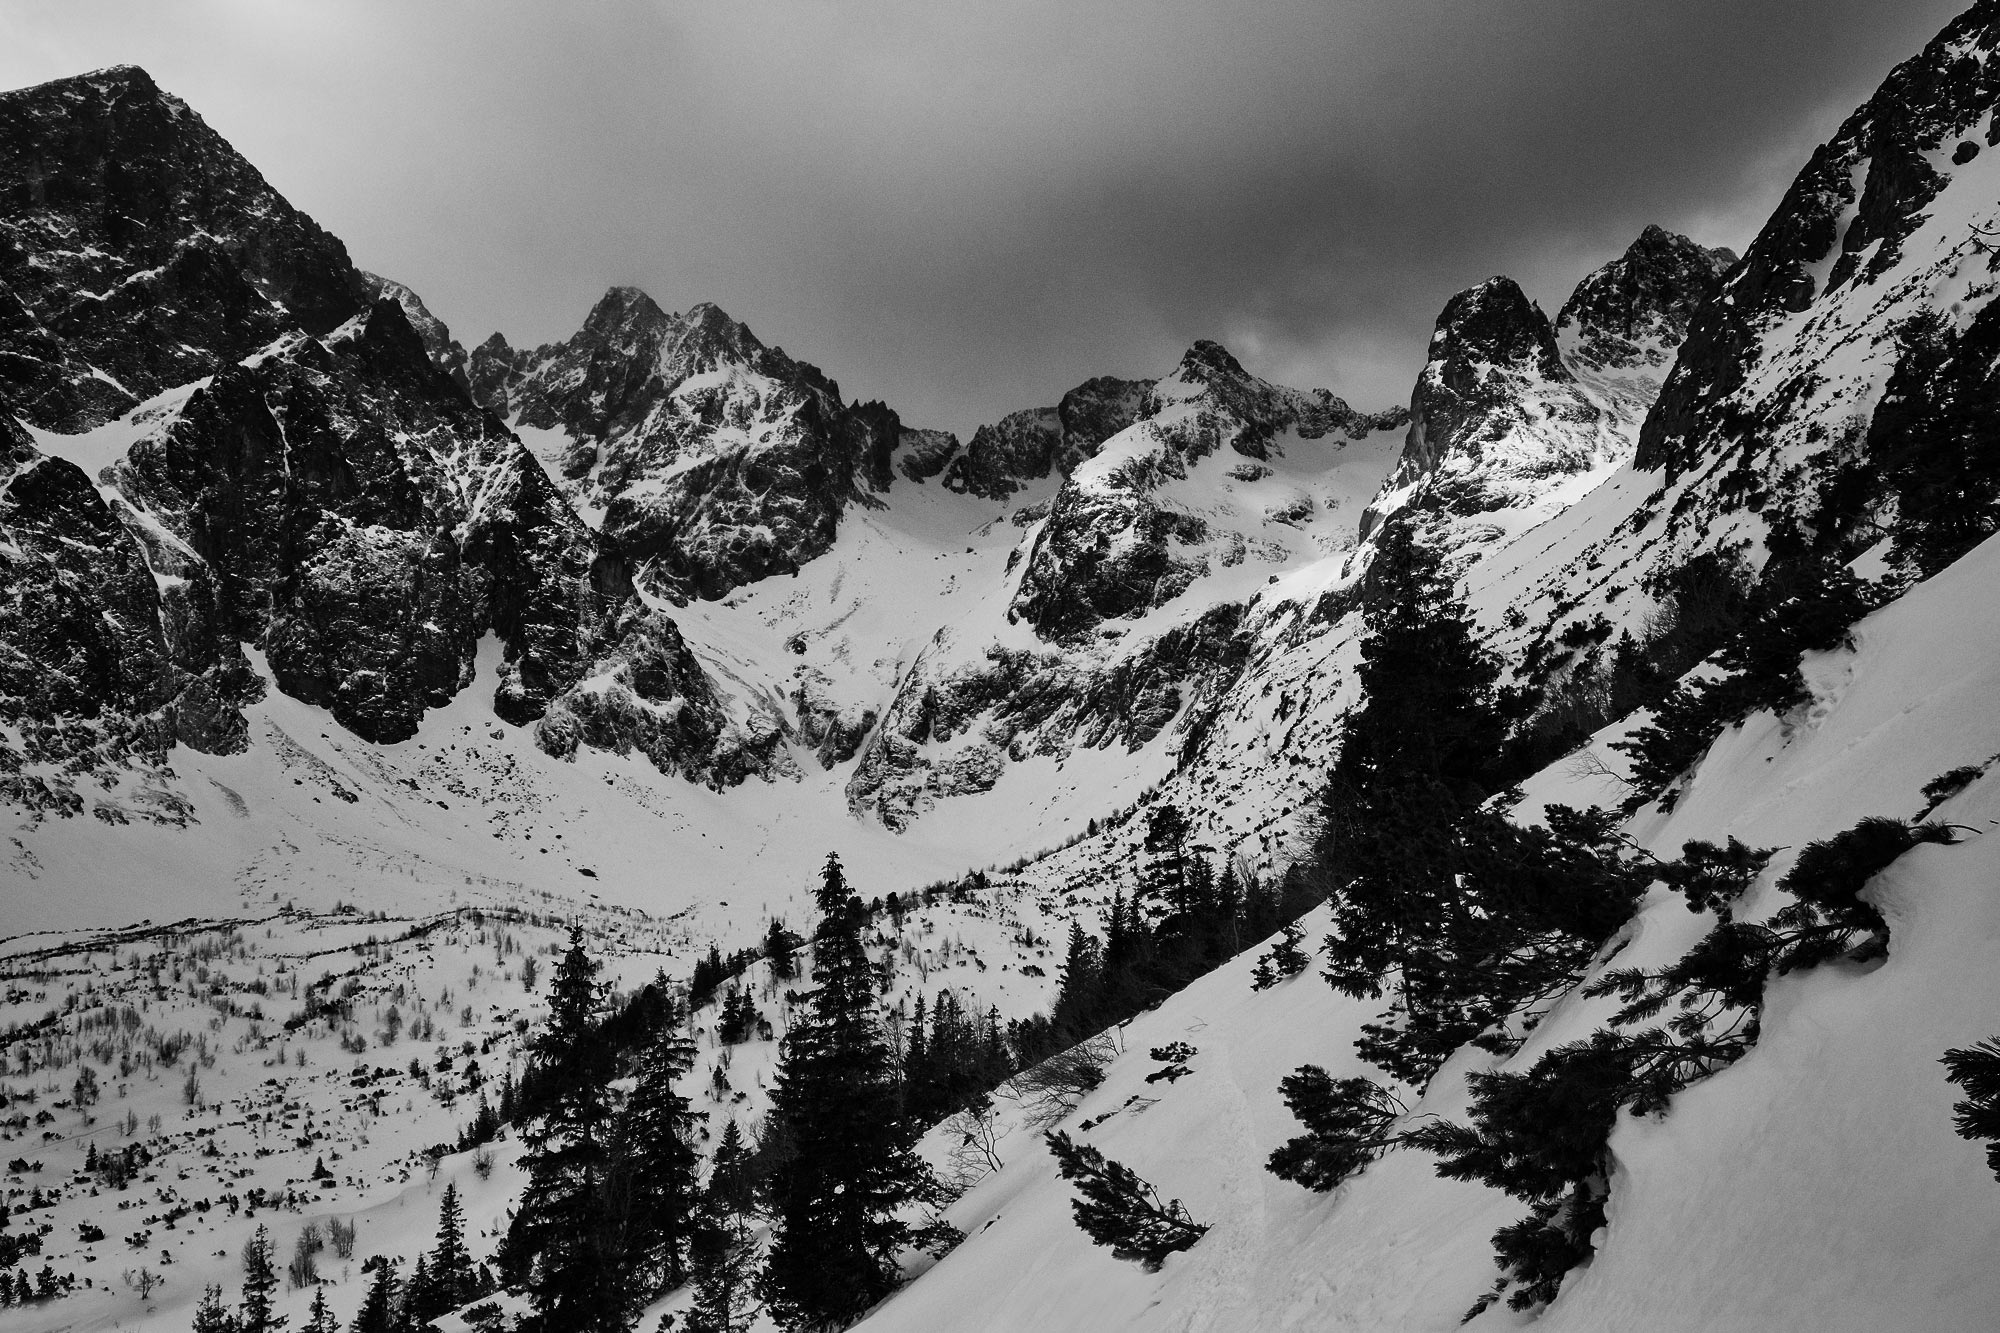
855 516 2000 1333
0 49 1738 933
1483 0 2000 706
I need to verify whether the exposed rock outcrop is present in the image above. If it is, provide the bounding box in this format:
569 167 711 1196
0 66 365 430
1639 0 2000 477
1009 342 1355 641
942 375 1153 499
470 289 925 602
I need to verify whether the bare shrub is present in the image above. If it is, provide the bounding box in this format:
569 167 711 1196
1004 1033 1116 1129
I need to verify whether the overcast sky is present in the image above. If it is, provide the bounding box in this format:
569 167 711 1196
0 1 1971 435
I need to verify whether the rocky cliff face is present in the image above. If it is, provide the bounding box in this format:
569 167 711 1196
0 66 365 431
842 340 1410 828
1555 225 1735 377
361 271 471 393
468 290 921 603
0 60 1793 853
0 67 752 818
1010 341 1381 641
1639 0 2000 479
1357 224 1731 566
940 375 1154 499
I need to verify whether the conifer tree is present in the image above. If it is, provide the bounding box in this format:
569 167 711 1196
349 1260 398 1333
1044 1131 1207 1271
422 1182 475 1319
239 1225 283 1333
687 1125 760 1333
193 1283 238 1333
303 1286 335 1333
1250 921 1308 991
758 853 930 1331
1943 1038 2000 1180
612 1006 702 1299
400 1255 433 1332
507 926 625 1333
1265 1069 1405 1189
1050 923 1100 1037
1319 521 1505 1004
1139 805 1192 929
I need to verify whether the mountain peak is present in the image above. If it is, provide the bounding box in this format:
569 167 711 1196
581 285 672 338
0 62 362 428
1173 338 1251 386
1556 225 1733 372
1433 277 1566 379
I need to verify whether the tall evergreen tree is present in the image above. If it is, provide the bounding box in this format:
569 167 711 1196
686 1123 760 1333
303 1286 335 1333
709 1121 756 1215
758 853 930 1331
1139 805 1192 929
239 1225 283 1333
1320 522 1506 995
1050 923 1101 1038
1315 522 1508 1082
400 1255 434 1333
612 1004 702 1301
349 1260 397 1333
507 926 625 1333
419 1182 475 1320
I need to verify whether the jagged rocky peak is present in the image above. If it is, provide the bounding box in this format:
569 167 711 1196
1139 339 1368 460
1641 0 2000 475
1555 225 1736 372
475 288 839 451
1006 338 1382 642
359 271 471 392
466 330 518 412
1362 275 1613 539
1396 276 1590 474
1437 277 1569 383
0 65 366 430
476 286 911 603
896 426 960 482
942 374 1154 499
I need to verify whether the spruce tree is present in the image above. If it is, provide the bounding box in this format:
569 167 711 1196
1319 521 1506 1004
193 1283 238 1333
239 1225 283 1333
1139 805 1192 930
612 1006 702 1301
349 1260 398 1333
400 1255 434 1332
424 1182 475 1319
1044 1131 1207 1271
758 853 930 1331
508 926 625 1333
687 1125 759 1333
303 1286 335 1333
1050 923 1100 1038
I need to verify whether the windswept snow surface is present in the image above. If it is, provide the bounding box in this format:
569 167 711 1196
857 531 2000 1333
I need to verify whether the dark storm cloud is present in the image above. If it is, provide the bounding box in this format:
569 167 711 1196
0 0 1972 434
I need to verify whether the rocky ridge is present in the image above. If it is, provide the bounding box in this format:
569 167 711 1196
468 289 912 604
0 66 365 431
0 60 1765 858
0 69 779 818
